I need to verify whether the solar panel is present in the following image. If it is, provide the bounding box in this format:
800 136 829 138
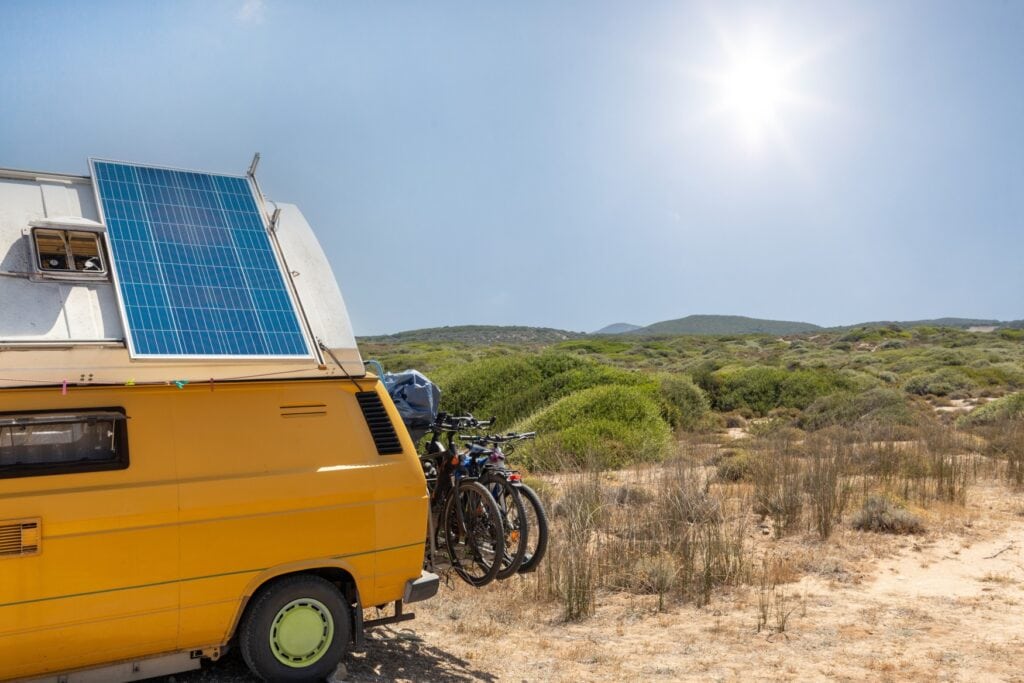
89 159 312 359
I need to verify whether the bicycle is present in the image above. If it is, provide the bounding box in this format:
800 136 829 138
420 413 506 587
458 431 549 575
458 437 531 578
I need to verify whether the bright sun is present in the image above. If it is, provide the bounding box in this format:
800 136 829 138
692 26 821 152
718 52 789 141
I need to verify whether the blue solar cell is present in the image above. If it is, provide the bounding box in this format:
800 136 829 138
90 160 310 358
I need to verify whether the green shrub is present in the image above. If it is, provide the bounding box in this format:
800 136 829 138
554 339 632 355
441 352 648 426
723 413 747 429
515 385 673 470
799 388 916 431
851 496 924 535
707 365 854 415
962 363 1024 389
875 370 899 384
904 368 976 396
748 416 801 438
438 354 546 424
839 326 910 344
959 392 1024 427
654 373 710 430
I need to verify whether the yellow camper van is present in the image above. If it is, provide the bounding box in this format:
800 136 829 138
0 158 435 681
0 376 436 681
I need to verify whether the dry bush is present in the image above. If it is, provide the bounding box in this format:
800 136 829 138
542 473 603 621
926 447 971 505
755 556 800 634
751 436 804 537
851 495 924 535
613 483 654 506
631 551 677 611
716 449 754 482
658 458 721 528
690 506 750 606
849 421 973 507
539 457 752 617
804 432 852 540
975 419 1024 488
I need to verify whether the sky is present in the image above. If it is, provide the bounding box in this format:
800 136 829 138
0 1 1022 335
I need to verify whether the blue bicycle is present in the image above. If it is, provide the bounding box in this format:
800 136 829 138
457 431 549 576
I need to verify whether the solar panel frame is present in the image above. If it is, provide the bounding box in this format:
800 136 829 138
88 158 315 361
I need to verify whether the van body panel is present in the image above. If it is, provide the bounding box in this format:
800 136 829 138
0 378 429 680
0 388 180 679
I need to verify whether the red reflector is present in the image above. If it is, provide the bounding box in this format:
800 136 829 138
509 473 522 482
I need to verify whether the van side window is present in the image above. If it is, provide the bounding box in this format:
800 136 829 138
0 410 129 479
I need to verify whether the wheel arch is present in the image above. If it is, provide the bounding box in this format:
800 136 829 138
225 559 363 644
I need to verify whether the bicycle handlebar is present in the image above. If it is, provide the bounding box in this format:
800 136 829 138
459 431 537 445
429 413 494 433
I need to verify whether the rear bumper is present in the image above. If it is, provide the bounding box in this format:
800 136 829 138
402 571 439 604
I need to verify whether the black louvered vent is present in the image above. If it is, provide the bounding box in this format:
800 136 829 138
356 392 404 455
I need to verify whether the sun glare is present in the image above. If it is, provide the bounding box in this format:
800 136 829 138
718 50 789 142
691 23 826 155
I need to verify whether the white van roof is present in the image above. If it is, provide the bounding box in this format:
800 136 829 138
0 163 365 388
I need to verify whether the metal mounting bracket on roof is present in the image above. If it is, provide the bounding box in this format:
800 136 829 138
246 152 274 226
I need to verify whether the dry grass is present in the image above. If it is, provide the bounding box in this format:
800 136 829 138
383 474 1024 682
515 418 1000 621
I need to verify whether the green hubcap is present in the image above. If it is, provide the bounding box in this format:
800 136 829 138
269 598 335 668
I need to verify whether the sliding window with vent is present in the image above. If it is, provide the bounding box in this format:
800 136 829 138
0 409 129 479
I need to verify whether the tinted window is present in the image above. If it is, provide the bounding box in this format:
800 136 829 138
0 410 129 478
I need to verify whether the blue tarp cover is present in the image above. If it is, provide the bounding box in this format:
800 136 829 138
382 369 441 442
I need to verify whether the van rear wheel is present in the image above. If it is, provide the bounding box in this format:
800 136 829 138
240 574 351 682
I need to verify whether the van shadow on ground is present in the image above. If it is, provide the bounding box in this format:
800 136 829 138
347 627 498 682
161 626 496 682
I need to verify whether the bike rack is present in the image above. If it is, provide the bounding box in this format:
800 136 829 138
363 600 416 630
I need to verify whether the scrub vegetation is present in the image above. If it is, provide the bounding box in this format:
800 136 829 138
361 325 1024 622
364 324 1024 448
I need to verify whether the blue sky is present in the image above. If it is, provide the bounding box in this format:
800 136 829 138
1 1 1021 334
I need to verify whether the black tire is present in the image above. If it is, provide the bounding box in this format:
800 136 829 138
517 483 550 574
481 471 530 579
239 574 351 682
443 479 505 587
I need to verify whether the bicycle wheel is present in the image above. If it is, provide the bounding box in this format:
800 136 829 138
482 471 529 579
443 480 506 587
516 483 550 574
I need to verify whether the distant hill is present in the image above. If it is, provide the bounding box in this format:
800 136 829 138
360 325 584 344
833 318 1006 331
594 322 642 335
635 315 822 336
366 316 1024 344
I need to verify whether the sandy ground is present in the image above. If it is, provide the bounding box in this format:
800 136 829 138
168 479 1024 683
